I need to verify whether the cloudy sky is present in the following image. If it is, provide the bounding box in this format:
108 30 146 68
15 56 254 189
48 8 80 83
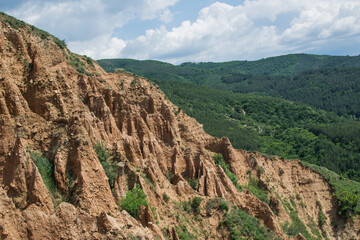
2 0 360 63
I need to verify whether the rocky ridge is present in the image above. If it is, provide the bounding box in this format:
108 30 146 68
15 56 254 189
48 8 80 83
0 13 358 239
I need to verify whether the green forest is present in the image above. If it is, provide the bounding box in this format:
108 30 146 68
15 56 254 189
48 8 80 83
98 54 360 183
98 55 360 117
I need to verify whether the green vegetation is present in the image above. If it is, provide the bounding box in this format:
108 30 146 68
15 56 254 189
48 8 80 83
0 12 26 29
163 193 170 203
0 12 67 51
68 54 86 75
98 55 360 117
246 176 269 204
28 150 63 207
302 162 360 217
213 154 242 191
223 208 280 240
191 197 202 214
94 142 118 189
188 178 199 191
175 224 197 240
99 59 360 182
219 201 229 212
206 198 229 216
29 151 57 195
54 38 66 49
182 200 191 212
98 55 360 219
119 186 148 218
278 196 313 239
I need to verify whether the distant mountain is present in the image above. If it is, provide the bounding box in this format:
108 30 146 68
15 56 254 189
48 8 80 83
180 54 360 76
98 55 360 117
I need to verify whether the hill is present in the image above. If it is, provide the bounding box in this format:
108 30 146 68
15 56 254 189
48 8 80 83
98 60 360 182
98 56 360 118
1 12 359 240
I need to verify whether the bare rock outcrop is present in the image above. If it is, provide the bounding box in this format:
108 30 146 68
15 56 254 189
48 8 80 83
0 13 358 240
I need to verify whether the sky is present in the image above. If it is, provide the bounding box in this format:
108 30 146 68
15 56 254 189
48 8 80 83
1 0 360 64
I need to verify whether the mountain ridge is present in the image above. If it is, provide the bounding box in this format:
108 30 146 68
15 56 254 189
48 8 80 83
0 12 359 240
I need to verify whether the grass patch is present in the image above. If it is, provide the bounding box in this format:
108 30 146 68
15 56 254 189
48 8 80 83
277 194 313 239
302 162 360 217
188 178 198 191
223 208 280 240
67 54 93 75
163 193 170 203
245 175 269 204
206 198 229 216
213 153 242 191
191 197 202 214
94 142 118 190
53 38 66 49
28 150 63 207
119 186 148 218
175 224 197 240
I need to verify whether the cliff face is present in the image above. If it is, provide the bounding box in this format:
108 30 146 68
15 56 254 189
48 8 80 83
0 13 358 240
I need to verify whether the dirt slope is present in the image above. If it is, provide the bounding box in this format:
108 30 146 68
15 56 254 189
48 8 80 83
0 13 358 239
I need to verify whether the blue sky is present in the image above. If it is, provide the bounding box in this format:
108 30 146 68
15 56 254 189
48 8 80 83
2 0 360 64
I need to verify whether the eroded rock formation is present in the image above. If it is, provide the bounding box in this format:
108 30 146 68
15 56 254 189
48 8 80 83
0 13 358 239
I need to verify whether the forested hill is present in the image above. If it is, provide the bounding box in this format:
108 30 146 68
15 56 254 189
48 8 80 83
98 57 360 183
98 54 360 118
180 54 360 76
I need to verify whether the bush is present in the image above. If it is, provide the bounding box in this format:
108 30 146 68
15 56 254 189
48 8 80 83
334 189 360 217
120 186 148 218
175 224 196 240
245 176 269 204
219 201 229 212
28 150 63 207
191 197 202 214
182 201 191 212
94 143 118 189
188 178 198 191
302 162 360 217
29 151 56 193
212 154 242 191
53 37 66 49
223 209 280 239
163 193 170 203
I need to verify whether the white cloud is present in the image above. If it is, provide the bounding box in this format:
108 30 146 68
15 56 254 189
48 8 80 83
8 0 179 56
7 0 360 62
120 0 360 63
68 35 126 59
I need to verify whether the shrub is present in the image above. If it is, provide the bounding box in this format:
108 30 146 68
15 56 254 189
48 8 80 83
206 199 217 216
120 186 148 218
188 178 198 191
94 143 118 189
53 37 66 49
163 193 170 203
246 176 269 204
28 150 63 207
318 211 327 228
182 201 191 212
175 224 196 240
212 153 242 191
165 171 174 182
86 56 94 67
219 201 229 212
223 209 280 239
191 197 202 214
334 189 360 217
29 151 56 193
